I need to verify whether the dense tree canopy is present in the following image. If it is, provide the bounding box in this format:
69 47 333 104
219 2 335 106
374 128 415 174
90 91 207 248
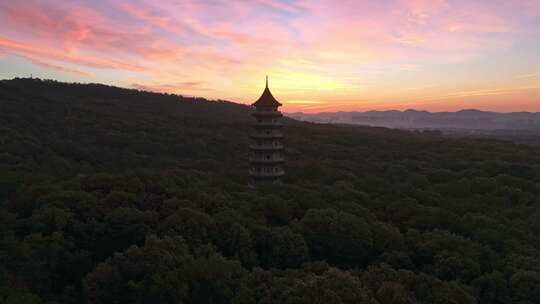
1 78 540 303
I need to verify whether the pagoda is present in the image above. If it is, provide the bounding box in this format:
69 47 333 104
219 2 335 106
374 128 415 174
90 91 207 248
249 76 284 184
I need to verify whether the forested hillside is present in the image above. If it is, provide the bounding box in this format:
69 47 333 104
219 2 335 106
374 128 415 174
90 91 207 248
2 78 540 304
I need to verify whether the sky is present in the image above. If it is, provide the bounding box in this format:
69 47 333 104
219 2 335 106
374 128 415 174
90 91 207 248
1 0 540 113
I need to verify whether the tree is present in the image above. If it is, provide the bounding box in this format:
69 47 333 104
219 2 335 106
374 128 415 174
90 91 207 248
299 209 373 267
510 271 540 303
255 226 309 269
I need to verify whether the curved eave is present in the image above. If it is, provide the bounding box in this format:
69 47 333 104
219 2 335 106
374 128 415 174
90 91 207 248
252 87 282 107
252 101 282 107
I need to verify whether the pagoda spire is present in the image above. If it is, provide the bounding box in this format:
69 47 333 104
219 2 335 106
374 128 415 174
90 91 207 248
252 75 281 107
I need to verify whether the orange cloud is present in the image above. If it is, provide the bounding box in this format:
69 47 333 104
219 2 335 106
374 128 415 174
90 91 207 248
400 64 418 71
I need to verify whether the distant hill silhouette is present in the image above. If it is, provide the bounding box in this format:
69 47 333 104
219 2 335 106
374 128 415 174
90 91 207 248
289 109 540 130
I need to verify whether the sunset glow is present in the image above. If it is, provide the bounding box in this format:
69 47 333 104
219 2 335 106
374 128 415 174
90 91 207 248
1 0 539 112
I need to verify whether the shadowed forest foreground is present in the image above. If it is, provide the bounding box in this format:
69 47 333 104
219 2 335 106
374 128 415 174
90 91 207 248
1 79 540 303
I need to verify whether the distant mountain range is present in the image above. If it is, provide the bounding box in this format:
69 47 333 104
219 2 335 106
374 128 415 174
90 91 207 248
287 109 540 130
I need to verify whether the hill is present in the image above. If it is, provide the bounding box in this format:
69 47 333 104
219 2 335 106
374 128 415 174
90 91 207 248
1 78 540 303
289 109 540 130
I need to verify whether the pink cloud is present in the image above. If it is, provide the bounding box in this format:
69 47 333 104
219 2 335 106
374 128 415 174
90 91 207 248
255 0 306 13
285 0 517 67
0 37 145 71
0 1 186 63
527 0 540 11
114 1 188 35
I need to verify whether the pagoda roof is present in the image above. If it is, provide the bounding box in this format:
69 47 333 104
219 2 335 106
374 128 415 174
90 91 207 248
252 76 282 107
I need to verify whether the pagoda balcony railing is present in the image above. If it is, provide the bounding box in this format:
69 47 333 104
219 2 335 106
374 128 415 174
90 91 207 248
250 131 283 139
250 156 284 163
252 121 283 128
249 169 285 177
250 143 284 150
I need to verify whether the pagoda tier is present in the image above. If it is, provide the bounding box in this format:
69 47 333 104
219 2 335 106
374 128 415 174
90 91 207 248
250 129 283 139
249 168 285 178
249 143 284 150
249 76 284 184
250 150 284 164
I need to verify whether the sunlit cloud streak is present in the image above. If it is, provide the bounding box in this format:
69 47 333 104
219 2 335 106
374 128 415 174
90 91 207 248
515 73 540 79
132 81 212 93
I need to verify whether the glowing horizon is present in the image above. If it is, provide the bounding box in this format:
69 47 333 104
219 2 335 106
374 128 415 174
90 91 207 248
1 0 539 113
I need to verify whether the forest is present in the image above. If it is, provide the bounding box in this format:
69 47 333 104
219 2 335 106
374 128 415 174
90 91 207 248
1 78 540 304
